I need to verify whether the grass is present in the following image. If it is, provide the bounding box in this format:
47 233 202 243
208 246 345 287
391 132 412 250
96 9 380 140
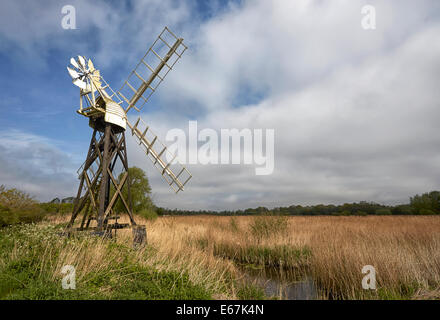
153 215 440 299
0 216 263 299
196 239 311 268
1 214 439 299
0 223 211 299
304 216 440 299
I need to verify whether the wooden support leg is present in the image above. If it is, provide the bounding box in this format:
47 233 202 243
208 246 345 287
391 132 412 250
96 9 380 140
97 123 112 231
68 128 98 229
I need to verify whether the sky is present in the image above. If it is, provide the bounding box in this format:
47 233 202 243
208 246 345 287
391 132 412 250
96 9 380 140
0 0 440 210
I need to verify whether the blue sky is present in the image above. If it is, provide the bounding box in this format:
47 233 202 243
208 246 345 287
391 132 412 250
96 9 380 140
1 0 440 210
0 0 242 156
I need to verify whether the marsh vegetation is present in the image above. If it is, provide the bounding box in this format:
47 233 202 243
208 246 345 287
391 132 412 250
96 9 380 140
1 214 439 299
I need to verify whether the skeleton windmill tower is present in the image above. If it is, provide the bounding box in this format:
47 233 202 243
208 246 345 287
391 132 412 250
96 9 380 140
66 27 192 243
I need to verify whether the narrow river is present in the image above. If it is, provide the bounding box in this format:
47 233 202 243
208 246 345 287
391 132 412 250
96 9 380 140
241 266 318 300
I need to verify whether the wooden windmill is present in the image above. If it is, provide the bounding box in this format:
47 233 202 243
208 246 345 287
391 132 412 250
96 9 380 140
65 27 192 244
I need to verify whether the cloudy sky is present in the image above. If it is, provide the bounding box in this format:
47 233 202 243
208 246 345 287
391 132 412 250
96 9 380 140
0 0 439 210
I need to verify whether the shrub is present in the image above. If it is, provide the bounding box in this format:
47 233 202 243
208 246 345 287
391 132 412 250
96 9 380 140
392 205 414 215
137 207 158 221
59 203 74 214
375 208 392 215
0 204 18 227
419 208 436 215
0 186 35 209
0 186 45 226
39 202 60 214
39 202 74 215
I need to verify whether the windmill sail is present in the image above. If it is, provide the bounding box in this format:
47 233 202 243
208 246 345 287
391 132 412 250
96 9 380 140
127 117 192 193
117 27 187 113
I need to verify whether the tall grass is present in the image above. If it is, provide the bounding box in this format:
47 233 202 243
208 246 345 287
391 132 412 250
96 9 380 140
1 214 439 299
307 216 440 299
0 222 211 299
249 215 288 241
149 215 440 299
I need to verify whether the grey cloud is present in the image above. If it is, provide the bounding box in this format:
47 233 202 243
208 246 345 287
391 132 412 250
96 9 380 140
1 0 440 210
0 130 78 201
128 19 440 210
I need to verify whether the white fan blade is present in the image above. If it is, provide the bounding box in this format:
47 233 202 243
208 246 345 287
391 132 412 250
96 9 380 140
88 59 95 72
70 57 79 69
73 78 87 90
77 56 86 70
67 67 80 80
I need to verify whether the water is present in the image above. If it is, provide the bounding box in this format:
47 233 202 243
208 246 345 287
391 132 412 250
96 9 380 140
241 266 318 300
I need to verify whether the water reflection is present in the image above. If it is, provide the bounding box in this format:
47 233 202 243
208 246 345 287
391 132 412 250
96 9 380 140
241 266 317 300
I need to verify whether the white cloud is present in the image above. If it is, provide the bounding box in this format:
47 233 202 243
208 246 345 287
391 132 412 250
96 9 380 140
0 130 78 201
1 0 440 210
129 15 440 210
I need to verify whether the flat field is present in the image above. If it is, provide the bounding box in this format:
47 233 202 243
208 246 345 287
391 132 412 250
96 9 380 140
1 215 439 299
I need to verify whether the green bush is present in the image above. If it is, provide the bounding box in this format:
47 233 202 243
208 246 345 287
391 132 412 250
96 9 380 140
419 208 436 215
137 207 158 221
0 186 45 227
0 204 18 227
375 208 392 215
39 202 59 214
39 202 74 215
392 205 414 215
59 203 74 214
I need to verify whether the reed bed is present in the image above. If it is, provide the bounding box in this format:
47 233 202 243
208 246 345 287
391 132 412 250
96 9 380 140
140 215 440 299
1 214 439 299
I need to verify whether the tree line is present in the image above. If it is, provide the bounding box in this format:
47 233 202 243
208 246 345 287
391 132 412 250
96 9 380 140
2 167 440 227
157 191 440 216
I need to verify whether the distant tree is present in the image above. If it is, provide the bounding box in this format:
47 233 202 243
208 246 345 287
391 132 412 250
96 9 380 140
0 186 45 226
419 208 436 215
244 208 257 215
427 191 440 213
155 206 164 216
0 186 36 209
114 167 155 218
151 190 440 217
410 191 440 215
375 208 392 215
255 207 269 214
392 205 414 215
